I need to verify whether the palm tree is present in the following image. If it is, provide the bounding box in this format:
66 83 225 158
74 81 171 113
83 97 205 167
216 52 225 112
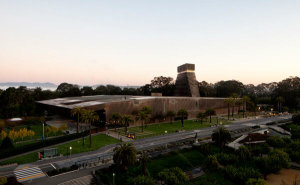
166 110 176 124
121 115 134 134
139 151 150 176
231 93 239 118
71 107 84 133
82 109 99 148
224 97 233 120
242 96 251 118
235 99 243 117
113 142 137 170
197 112 207 124
177 109 188 127
276 96 284 112
205 108 216 123
138 106 152 132
110 112 122 131
211 126 231 149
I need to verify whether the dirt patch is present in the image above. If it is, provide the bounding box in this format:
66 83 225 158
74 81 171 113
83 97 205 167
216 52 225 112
266 169 300 185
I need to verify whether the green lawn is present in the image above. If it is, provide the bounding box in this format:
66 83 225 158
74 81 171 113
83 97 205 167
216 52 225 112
57 134 119 156
113 117 231 139
0 134 119 165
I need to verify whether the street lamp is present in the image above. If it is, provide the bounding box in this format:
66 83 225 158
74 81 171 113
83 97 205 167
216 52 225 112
112 172 115 185
70 146 72 157
43 110 47 141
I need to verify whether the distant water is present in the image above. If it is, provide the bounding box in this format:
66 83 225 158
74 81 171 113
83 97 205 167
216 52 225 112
0 85 57 91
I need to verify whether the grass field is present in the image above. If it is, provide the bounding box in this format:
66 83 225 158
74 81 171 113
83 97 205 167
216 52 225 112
0 134 119 165
113 117 231 139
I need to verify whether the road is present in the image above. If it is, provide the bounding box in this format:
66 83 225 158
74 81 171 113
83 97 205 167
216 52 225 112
0 114 292 184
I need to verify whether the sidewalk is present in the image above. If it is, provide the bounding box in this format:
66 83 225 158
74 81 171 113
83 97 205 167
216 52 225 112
106 131 132 142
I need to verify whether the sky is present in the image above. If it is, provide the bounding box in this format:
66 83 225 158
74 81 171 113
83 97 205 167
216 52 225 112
0 0 299 86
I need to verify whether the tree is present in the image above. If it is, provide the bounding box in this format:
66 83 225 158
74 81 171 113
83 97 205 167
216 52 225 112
197 112 207 124
113 143 137 170
166 111 176 124
0 120 5 130
0 137 14 150
59 124 67 133
138 106 152 132
242 96 251 118
82 110 99 148
276 96 284 112
150 76 175 96
121 115 134 134
27 130 35 139
215 80 244 97
8 130 19 142
292 114 300 125
56 83 81 97
51 126 59 136
71 107 84 133
158 167 188 185
202 155 220 173
18 128 28 141
45 125 52 137
212 127 231 149
139 151 150 176
129 175 156 185
110 113 122 131
231 93 239 117
80 86 94 96
0 130 7 140
177 109 188 127
224 97 233 120
205 108 216 123
0 176 7 185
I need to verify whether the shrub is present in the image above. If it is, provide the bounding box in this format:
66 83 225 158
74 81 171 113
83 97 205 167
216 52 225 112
225 165 260 185
212 127 231 149
0 131 88 160
292 114 300 125
215 153 238 166
158 167 188 185
246 178 267 185
202 155 220 173
0 137 14 150
236 146 251 161
47 165 78 176
250 143 270 157
0 177 7 185
285 140 300 163
197 143 212 155
128 175 156 185
266 136 285 148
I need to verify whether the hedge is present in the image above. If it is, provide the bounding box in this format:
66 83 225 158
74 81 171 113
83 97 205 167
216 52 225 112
0 131 88 160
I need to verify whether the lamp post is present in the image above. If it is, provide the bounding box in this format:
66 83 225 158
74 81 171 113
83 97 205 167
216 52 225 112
43 110 47 141
112 172 115 185
70 146 72 157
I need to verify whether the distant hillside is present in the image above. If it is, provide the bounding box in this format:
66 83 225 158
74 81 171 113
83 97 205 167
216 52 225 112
0 82 57 90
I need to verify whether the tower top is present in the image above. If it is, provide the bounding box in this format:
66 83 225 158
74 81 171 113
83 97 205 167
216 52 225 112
177 63 195 73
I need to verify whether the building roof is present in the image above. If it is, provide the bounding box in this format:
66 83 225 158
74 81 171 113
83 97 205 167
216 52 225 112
37 95 227 110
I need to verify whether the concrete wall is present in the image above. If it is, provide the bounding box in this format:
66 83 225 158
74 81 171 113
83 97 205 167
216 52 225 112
104 97 242 124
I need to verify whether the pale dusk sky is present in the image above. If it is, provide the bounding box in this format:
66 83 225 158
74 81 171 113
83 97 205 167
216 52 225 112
0 0 299 86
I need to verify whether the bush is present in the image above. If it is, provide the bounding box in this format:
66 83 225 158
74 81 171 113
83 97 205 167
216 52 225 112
47 165 78 176
197 143 212 155
266 136 285 148
215 153 238 166
236 146 251 161
158 167 188 185
246 178 267 185
128 175 156 185
292 114 300 125
285 140 300 163
0 137 14 150
250 143 270 157
0 131 88 160
255 149 290 178
225 166 260 185
203 155 220 173
0 177 7 185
